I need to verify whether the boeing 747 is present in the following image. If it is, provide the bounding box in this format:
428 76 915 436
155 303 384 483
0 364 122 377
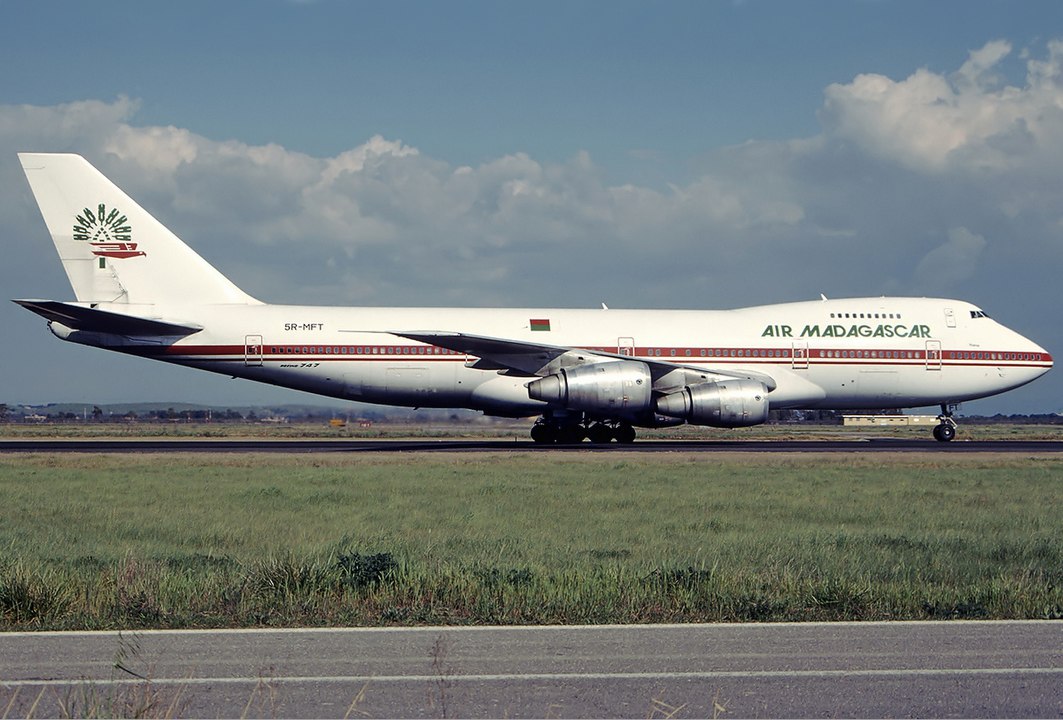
15 153 1053 442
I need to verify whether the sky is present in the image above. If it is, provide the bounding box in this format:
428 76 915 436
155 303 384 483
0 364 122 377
1 0 1062 415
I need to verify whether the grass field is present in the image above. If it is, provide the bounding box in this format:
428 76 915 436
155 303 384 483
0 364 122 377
0 451 1060 629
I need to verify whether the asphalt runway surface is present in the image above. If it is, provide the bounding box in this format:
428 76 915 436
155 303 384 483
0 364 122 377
1 622 1060 718
1 438 1062 453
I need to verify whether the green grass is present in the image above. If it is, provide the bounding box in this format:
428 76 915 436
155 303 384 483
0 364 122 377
0 452 1060 628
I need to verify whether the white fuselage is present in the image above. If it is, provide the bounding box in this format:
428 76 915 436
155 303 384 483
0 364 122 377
67 296 1052 419
20 154 1053 439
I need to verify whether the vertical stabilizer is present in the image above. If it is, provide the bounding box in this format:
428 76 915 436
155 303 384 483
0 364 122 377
18 153 259 306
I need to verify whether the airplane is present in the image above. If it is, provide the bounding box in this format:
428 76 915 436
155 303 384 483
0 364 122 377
14 153 1053 443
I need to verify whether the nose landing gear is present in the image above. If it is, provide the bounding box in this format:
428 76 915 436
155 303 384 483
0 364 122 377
933 404 958 442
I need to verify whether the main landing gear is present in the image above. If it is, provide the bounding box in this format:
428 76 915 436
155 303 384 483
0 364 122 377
530 414 636 444
933 404 958 442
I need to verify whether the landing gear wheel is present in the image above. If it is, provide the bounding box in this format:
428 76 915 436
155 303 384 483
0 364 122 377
933 423 956 442
933 403 958 442
613 423 637 444
556 425 586 444
587 423 614 444
530 423 555 444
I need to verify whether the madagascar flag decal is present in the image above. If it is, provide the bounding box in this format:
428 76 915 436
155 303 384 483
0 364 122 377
530 318 551 332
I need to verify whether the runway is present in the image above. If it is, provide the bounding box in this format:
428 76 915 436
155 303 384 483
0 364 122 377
0 622 1060 718
0 438 1061 453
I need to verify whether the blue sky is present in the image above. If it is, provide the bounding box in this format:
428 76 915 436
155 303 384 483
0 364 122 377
1 0 1062 414
6 1 1054 171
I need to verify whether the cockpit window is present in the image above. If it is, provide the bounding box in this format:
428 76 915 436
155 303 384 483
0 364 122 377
970 310 990 319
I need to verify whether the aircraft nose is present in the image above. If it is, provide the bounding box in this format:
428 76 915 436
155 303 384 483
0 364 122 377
998 325 1053 387
1026 333 1052 362
1025 338 1052 376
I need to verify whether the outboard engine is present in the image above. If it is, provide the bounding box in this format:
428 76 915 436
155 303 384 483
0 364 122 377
655 379 769 428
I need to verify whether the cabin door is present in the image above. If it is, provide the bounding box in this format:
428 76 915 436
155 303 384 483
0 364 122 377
244 334 264 367
944 308 957 328
925 340 942 371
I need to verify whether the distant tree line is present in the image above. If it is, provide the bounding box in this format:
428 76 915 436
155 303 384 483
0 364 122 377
961 413 1063 425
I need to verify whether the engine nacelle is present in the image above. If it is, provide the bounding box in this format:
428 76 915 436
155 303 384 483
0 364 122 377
655 379 770 428
527 361 653 413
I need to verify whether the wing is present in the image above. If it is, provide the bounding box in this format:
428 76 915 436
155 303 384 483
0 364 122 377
391 330 777 391
14 300 202 337
392 330 571 374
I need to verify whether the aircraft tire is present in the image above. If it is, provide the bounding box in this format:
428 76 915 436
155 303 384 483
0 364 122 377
556 425 586 444
933 423 956 442
614 424 637 444
587 423 614 444
530 423 555 444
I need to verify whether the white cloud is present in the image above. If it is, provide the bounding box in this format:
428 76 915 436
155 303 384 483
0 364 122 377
914 227 988 290
0 97 138 148
317 135 419 185
820 40 1063 173
104 123 200 173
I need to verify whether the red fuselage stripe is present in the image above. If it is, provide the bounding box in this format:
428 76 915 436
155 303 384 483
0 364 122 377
128 343 1052 368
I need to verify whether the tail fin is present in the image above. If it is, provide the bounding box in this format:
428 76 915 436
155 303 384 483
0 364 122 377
18 153 259 306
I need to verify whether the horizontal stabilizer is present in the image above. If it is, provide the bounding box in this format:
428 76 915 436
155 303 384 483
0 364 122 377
13 300 202 337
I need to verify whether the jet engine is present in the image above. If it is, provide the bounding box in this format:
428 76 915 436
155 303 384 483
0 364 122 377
655 379 769 428
526 361 653 413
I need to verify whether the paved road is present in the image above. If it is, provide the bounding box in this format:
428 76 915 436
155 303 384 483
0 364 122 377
1 622 1060 718
1 438 1061 453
